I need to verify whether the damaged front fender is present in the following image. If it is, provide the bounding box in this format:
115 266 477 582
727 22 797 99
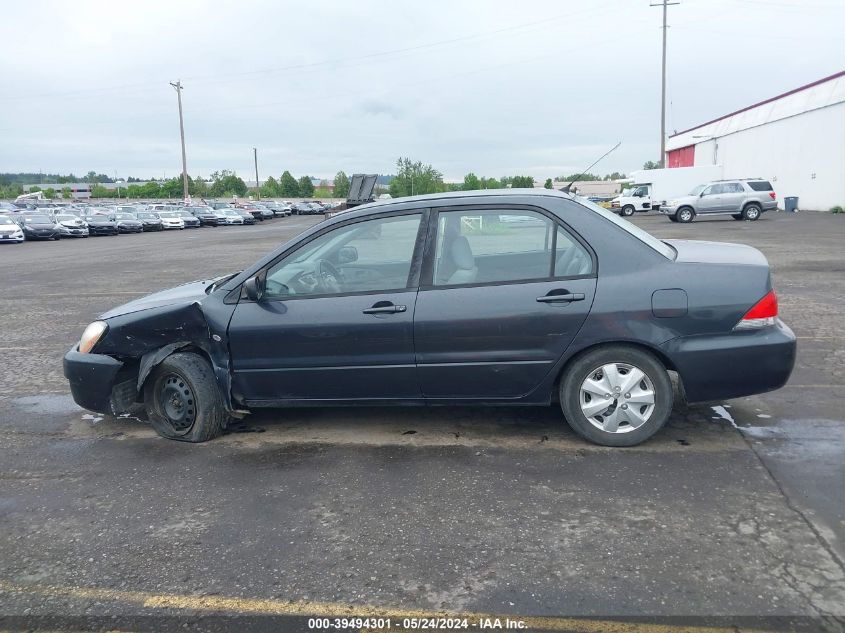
91 296 239 413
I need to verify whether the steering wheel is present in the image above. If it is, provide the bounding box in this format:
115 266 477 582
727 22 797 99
318 259 343 293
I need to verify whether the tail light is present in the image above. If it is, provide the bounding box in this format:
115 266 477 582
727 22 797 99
734 290 778 330
769 192 776 200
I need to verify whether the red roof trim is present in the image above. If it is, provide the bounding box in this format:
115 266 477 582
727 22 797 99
669 69 845 138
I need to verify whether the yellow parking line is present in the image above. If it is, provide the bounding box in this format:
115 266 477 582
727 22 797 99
0 579 773 632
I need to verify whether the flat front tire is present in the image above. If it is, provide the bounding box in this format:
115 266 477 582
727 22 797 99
559 346 673 447
144 352 228 442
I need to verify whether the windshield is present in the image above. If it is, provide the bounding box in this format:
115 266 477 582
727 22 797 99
576 196 676 259
25 215 52 223
56 215 76 221
0 215 14 225
158 212 176 218
137 213 155 219
688 184 706 196
113 213 135 220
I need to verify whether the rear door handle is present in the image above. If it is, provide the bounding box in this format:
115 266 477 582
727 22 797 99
536 293 585 303
363 302 407 314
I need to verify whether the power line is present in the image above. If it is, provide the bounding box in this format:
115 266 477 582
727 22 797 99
0 2 621 103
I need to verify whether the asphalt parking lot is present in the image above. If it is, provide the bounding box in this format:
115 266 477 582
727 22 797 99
0 211 843 631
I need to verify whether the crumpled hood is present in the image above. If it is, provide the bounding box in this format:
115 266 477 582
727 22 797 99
100 279 214 319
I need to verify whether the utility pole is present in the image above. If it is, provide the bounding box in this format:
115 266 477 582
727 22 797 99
253 147 260 200
169 80 190 202
652 0 679 168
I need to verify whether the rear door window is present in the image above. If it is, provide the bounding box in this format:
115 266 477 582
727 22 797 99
747 181 773 191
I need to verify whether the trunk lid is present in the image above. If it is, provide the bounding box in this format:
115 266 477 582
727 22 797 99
665 239 769 267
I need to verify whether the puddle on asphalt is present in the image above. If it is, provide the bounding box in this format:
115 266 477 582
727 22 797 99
11 394 81 416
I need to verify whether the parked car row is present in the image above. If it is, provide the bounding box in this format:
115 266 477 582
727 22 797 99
0 199 332 243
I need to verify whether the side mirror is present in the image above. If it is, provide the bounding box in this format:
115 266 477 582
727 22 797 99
337 245 358 265
243 273 265 302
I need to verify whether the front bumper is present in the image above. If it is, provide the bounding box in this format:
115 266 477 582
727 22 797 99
660 319 796 403
64 346 133 414
0 233 24 242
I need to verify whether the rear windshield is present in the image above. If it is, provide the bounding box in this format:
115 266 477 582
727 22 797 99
747 181 773 191
576 197 676 260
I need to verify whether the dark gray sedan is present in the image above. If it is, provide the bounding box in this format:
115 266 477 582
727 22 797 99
64 190 795 446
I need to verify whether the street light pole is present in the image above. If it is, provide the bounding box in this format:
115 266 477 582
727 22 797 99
169 80 189 202
253 147 260 200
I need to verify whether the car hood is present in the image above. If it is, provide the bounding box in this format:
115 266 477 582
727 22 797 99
668 195 698 205
100 279 216 319
24 222 57 229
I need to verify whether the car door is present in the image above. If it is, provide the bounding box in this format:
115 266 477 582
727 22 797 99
413 207 597 399
720 182 745 212
227 211 427 404
697 183 724 214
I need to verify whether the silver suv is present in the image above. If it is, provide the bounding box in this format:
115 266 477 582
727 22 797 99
660 179 777 223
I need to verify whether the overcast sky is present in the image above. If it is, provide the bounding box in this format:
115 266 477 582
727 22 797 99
1 0 842 181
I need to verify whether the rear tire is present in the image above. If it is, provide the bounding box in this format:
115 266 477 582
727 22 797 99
144 352 228 442
675 207 694 223
742 204 761 221
559 346 673 447
621 205 635 217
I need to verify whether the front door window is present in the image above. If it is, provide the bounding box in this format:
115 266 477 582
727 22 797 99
264 214 423 299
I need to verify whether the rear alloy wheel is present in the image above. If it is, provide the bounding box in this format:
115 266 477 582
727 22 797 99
621 205 635 217
559 346 673 446
742 204 761 221
144 352 228 442
676 207 694 223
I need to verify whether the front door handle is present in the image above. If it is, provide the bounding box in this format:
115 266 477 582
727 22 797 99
536 292 585 304
363 301 407 315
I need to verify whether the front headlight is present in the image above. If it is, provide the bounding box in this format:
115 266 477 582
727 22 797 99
668 200 678 207
79 321 108 353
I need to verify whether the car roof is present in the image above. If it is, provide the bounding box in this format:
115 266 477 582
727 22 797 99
343 188 575 217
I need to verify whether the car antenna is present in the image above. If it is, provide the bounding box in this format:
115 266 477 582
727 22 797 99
560 141 622 194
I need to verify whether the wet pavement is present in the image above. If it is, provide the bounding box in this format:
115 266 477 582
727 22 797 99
0 210 843 630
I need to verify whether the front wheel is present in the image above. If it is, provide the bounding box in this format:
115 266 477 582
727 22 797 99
144 352 228 442
675 207 694 223
559 346 673 447
620 205 635 217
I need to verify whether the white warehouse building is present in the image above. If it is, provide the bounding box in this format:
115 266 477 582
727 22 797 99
666 70 845 211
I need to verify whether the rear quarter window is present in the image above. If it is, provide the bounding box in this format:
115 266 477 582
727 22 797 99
747 181 773 191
